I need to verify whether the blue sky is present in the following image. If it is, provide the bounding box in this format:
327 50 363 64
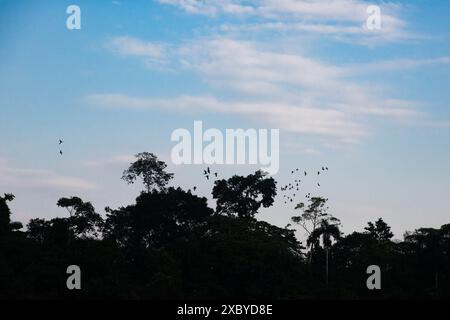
1 0 450 238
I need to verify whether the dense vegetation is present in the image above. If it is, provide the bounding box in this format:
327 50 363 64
1 153 449 299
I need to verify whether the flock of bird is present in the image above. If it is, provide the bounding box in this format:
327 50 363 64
202 167 218 181
191 167 219 191
57 136 329 207
58 139 63 156
192 165 329 207
280 166 329 204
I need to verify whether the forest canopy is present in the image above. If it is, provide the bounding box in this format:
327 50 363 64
0 153 449 299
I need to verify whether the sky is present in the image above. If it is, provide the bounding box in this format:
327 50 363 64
1 0 450 239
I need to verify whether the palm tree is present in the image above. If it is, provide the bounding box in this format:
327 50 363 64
307 219 341 285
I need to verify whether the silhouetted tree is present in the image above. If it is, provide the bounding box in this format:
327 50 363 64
292 197 339 262
57 196 103 239
212 170 276 218
122 152 173 192
104 187 213 249
0 193 22 236
365 218 394 243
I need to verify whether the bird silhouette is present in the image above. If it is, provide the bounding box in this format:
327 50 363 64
59 150 63 156
304 171 307 176
59 139 63 145
214 172 218 177
193 186 197 191
207 167 210 174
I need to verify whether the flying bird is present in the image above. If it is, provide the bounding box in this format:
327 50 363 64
59 139 63 145
59 150 63 156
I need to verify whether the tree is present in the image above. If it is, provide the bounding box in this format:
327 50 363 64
365 218 394 243
307 219 341 285
57 196 103 239
104 187 214 249
122 152 173 192
308 219 341 251
212 170 276 219
0 193 22 236
291 197 339 261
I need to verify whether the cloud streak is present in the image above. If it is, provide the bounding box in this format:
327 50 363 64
157 0 411 43
97 36 429 144
0 158 96 191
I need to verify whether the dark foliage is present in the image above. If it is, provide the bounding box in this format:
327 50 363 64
0 155 449 299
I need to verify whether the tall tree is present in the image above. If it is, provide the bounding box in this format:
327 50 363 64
291 197 339 262
122 152 173 192
212 170 276 219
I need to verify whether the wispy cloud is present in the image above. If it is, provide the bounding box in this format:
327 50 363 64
106 36 167 67
157 0 411 43
94 35 433 144
0 158 96 191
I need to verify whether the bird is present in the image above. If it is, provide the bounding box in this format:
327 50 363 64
206 175 209 180
317 183 321 187
193 186 197 191
59 139 63 145
214 172 218 177
317 171 320 175
59 150 63 156
304 171 307 176
326 167 329 170
207 167 210 174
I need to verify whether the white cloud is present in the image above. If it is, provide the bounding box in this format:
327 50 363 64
106 36 167 66
0 159 96 191
346 56 450 75
94 36 429 144
157 0 410 43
